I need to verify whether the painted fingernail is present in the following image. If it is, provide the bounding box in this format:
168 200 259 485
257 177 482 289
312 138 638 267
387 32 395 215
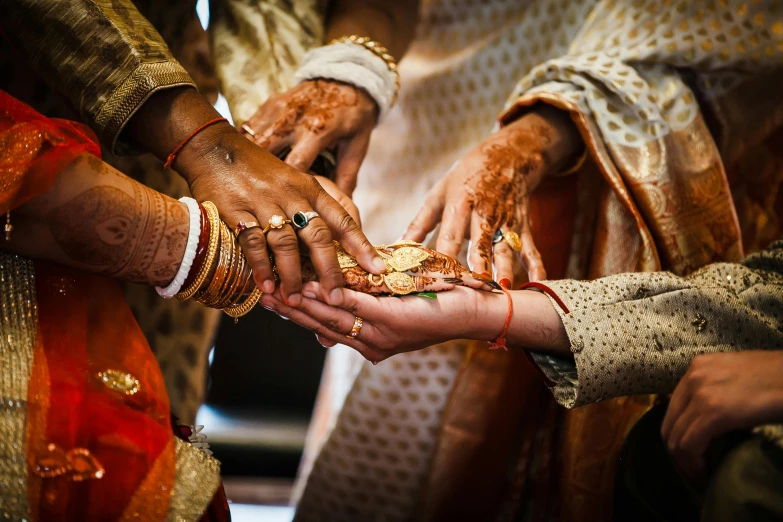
329 288 344 305
480 272 492 279
303 290 317 299
499 278 512 289
262 280 275 294
372 257 387 273
372 361 378 366
286 293 301 306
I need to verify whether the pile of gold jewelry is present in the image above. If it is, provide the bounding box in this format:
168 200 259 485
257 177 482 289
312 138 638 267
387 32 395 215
336 240 431 296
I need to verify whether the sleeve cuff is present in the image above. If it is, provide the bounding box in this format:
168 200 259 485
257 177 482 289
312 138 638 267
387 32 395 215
93 62 195 156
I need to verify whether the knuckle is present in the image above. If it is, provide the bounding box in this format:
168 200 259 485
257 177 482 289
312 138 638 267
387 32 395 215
306 223 334 245
268 231 299 252
321 264 344 285
242 230 268 253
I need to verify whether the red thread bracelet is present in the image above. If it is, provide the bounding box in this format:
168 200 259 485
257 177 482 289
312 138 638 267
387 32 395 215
519 281 570 314
163 117 228 170
489 287 513 351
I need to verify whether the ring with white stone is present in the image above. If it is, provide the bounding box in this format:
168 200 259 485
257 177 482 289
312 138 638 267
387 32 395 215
262 214 292 234
292 211 321 230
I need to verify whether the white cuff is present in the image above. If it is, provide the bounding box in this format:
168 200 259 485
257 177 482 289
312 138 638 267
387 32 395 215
293 42 397 121
156 197 201 298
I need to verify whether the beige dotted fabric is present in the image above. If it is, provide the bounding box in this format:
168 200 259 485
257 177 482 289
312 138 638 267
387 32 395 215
508 0 783 148
530 238 783 445
294 0 595 519
294 343 468 522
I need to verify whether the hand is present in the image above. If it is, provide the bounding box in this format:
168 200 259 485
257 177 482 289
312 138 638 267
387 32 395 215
241 80 378 195
126 87 386 307
661 351 783 480
404 107 582 284
260 283 503 363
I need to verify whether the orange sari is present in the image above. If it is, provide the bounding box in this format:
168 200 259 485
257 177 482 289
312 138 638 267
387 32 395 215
0 90 228 521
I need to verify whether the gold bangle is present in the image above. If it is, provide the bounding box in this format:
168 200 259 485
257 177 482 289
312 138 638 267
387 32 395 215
195 220 234 306
176 201 221 300
223 287 263 320
214 231 246 309
329 35 400 105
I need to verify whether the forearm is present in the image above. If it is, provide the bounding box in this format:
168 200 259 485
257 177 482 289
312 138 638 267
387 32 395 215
325 0 419 58
471 289 571 357
6 154 188 287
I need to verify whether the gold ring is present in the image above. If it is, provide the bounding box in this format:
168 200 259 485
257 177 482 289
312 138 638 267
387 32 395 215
347 316 363 338
234 221 261 237
503 231 522 252
241 123 256 137
261 215 292 234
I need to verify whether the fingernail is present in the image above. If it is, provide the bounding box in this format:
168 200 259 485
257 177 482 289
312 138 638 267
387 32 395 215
286 293 301 306
499 278 511 289
372 361 378 366
303 290 317 299
480 272 491 279
372 257 387 273
329 288 344 305
262 280 275 294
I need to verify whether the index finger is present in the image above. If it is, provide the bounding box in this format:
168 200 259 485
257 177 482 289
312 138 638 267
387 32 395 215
312 188 387 275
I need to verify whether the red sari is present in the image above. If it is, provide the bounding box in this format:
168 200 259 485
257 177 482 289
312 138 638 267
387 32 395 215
0 90 229 521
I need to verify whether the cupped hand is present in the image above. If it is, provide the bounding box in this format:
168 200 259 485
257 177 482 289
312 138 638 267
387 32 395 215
261 283 501 363
179 124 386 306
241 80 378 195
661 351 783 480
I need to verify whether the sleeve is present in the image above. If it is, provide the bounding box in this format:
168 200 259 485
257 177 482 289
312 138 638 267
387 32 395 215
0 0 196 155
209 0 326 124
529 239 783 408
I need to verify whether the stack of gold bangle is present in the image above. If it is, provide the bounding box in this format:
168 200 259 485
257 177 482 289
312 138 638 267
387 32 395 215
176 201 262 320
329 35 400 105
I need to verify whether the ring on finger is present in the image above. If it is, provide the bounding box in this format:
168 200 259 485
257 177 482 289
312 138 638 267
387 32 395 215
234 221 261 238
292 211 321 230
503 231 523 252
261 214 292 234
240 123 256 137
347 316 364 338
492 229 504 245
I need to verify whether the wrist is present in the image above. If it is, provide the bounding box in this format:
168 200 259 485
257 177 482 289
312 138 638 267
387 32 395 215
506 105 583 183
172 120 243 183
467 290 510 342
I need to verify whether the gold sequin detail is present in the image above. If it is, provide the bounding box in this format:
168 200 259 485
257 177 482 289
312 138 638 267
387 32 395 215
0 252 36 520
165 437 221 522
96 369 140 396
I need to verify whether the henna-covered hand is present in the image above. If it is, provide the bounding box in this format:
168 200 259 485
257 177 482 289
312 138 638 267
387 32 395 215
241 80 378 196
404 106 583 284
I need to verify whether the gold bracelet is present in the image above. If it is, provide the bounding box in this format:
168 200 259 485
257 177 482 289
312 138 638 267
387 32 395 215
176 201 221 300
214 231 246 309
223 287 263 321
195 220 233 306
329 35 400 105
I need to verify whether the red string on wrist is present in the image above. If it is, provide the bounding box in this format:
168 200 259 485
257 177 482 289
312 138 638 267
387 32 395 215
163 117 228 170
519 281 570 314
489 287 513 351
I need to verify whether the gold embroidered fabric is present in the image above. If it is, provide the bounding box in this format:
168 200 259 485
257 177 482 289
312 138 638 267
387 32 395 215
165 437 221 522
534 238 783 447
0 251 37 521
210 0 326 124
0 0 195 153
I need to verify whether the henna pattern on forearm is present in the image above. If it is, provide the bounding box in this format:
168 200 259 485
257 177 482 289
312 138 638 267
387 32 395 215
47 157 188 286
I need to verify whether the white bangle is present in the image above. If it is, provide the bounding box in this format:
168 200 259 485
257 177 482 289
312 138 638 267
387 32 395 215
293 42 398 121
156 197 201 298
